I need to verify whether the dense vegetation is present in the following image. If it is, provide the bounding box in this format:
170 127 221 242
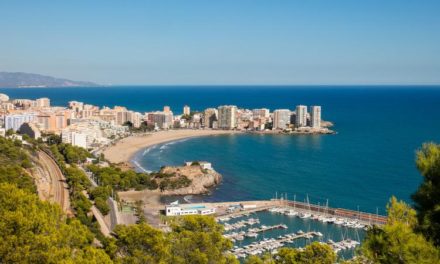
87 164 158 191
112 215 236 263
0 136 111 263
411 143 440 246
47 140 108 236
0 136 35 192
359 197 440 263
0 183 112 263
158 175 192 191
86 163 193 194
151 171 193 191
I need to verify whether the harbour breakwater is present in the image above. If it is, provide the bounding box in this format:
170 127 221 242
211 199 386 226
274 199 386 225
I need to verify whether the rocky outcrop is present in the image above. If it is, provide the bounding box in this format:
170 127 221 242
155 164 222 195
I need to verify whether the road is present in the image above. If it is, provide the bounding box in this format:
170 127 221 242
91 205 111 236
36 150 71 214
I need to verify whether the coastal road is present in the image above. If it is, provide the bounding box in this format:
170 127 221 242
36 150 71 214
91 205 111 237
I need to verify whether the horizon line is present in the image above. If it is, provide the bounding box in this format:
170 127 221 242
1 84 440 89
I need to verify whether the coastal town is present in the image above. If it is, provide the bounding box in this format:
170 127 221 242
0 91 374 259
0 92 333 152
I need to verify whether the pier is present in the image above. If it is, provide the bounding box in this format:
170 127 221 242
278 199 387 226
228 231 323 258
249 224 288 233
208 199 387 226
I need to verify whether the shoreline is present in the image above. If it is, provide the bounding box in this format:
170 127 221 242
102 129 242 165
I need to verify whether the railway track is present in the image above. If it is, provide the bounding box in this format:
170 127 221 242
37 150 70 213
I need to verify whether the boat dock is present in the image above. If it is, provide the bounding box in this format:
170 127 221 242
248 224 288 233
228 231 323 258
208 199 386 226
279 199 387 226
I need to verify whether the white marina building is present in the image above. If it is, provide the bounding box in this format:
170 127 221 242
165 203 216 216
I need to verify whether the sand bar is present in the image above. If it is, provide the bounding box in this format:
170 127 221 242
103 129 240 164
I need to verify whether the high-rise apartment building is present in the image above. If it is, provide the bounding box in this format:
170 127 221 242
273 109 291 130
203 108 218 128
295 105 308 127
218 105 237 129
149 111 173 129
310 106 321 128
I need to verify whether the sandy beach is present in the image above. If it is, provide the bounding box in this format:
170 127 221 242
103 129 240 164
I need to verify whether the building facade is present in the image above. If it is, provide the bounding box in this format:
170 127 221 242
273 109 291 130
62 131 88 149
295 105 308 128
310 106 321 128
34 97 50 108
4 113 37 131
218 105 237 129
203 108 218 128
252 108 270 119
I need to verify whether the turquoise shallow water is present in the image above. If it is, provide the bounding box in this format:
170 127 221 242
2 86 440 213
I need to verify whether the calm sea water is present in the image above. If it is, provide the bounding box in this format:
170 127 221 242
2 86 440 214
224 211 364 260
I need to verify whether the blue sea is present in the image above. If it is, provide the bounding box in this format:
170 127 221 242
2 86 440 214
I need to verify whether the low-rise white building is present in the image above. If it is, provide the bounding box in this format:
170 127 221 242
184 161 213 170
165 204 216 216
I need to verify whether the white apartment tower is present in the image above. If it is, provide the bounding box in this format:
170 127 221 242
183 105 190 116
218 105 237 129
310 106 321 128
295 105 308 127
273 109 291 130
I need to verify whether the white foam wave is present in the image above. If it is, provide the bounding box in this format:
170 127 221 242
184 195 193 203
132 160 152 173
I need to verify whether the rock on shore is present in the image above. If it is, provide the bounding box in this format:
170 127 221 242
155 162 222 195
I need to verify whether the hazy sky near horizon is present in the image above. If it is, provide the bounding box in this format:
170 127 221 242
1 1 439 85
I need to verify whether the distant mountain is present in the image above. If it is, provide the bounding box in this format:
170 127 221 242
0 72 99 88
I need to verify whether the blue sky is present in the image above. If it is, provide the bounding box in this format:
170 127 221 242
0 0 439 85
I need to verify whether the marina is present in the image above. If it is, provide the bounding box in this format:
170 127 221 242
160 197 385 259
219 206 369 260
228 231 322 258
